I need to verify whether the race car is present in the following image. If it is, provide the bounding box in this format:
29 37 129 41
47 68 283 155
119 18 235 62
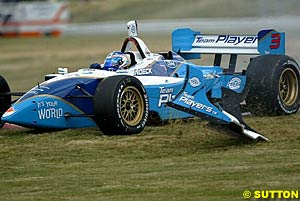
0 21 299 141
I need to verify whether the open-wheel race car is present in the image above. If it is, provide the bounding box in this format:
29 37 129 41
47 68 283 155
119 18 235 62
1 21 299 141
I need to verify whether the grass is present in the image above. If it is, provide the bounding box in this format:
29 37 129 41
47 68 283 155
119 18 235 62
1 34 300 200
1 116 300 201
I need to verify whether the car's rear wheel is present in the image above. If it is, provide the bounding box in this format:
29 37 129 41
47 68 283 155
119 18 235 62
245 55 300 115
279 68 298 107
0 75 11 128
93 75 149 135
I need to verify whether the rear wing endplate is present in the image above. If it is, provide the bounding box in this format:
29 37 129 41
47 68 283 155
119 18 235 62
172 28 285 60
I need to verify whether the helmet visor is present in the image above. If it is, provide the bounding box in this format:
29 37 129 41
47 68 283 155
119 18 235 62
104 56 123 70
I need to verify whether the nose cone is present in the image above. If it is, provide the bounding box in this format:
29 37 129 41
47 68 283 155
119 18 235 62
1 95 96 129
2 98 40 128
2 107 15 118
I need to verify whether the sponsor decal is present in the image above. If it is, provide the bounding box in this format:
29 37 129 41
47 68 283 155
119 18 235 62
183 91 194 100
141 94 149 128
28 86 50 95
79 68 96 74
195 36 215 44
178 95 217 115
38 108 63 120
37 100 63 120
189 77 201 87
160 87 174 94
133 68 152 75
164 60 177 68
116 70 128 74
194 35 257 46
215 35 257 45
227 77 241 90
158 87 174 107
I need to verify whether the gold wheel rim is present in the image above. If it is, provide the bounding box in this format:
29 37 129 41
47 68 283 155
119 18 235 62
120 86 144 126
279 68 298 106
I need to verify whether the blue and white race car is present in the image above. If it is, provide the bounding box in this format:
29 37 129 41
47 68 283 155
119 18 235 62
1 21 299 141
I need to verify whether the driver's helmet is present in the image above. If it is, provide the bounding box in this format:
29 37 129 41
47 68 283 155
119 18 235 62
103 51 131 71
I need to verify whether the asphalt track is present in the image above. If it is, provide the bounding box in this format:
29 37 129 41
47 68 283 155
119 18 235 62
63 16 300 35
63 16 300 61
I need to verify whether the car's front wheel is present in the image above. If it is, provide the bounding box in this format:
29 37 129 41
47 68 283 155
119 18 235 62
93 75 149 135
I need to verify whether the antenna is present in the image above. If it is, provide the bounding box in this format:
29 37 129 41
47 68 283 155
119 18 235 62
127 20 138 37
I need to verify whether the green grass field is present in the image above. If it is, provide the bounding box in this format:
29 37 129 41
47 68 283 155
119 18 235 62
1 116 300 201
1 35 300 201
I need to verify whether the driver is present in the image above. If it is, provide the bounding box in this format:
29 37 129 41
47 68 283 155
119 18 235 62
103 51 132 71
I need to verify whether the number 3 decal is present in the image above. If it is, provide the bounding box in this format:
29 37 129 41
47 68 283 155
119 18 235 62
270 33 280 49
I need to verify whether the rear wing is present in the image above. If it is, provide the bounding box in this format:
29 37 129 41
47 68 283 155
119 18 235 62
172 28 285 60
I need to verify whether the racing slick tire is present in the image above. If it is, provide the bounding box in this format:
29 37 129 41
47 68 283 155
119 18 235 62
93 75 149 135
245 55 300 115
0 75 11 128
